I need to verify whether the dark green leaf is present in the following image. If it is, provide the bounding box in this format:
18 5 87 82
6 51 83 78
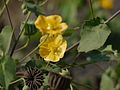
85 51 110 62
24 21 37 36
0 26 13 55
0 56 16 90
63 28 75 37
22 0 44 16
84 17 101 27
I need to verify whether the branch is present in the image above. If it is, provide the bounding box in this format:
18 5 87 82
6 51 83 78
66 41 79 52
104 9 120 24
10 12 31 57
3 0 16 40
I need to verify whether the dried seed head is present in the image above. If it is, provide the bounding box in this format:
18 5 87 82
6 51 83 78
48 72 71 90
25 67 44 90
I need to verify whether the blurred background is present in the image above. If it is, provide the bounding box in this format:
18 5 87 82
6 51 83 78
0 0 120 90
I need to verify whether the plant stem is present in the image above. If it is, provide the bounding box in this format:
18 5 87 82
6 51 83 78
10 12 31 57
88 0 94 19
15 37 30 52
39 0 48 6
20 44 39 62
95 63 105 72
10 78 26 85
20 34 49 63
104 9 120 24
46 61 50 68
66 41 79 52
0 0 10 17
10 0 48 57
70 84 73 90
3 0 16 40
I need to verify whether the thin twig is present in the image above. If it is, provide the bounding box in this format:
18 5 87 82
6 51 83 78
15 38 30 52
0 0 10 17
88 0 94 19
10 78 26 85
20 34 49 63
3 0 16 40
70 84 73 90
39 0 48 6
95 63 105 72
66 41 79 52
104 9 120 24
20 44 39 63
10 0 49 57
10 12 31 57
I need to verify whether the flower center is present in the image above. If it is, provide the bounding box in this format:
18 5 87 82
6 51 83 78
47 24 57 31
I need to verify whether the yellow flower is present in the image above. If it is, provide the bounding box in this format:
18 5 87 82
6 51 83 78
39 35 67 62
35 15 68 35
101 0 113 10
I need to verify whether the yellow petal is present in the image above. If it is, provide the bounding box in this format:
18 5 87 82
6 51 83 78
39 35 67 62
101 0 113 10
46 15 62 25
54 35 63 46
57 40 67 58
39 45 50 58
44 52 60 62
40 34 49 43
58 23 68 32
35 16 48 33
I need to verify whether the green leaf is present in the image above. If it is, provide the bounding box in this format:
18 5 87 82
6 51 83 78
0 26 13 55
24 21 37 36
63 28 75 37
86 51 110 62
100 74 115 90
22 0 44 16
0 56 16 90
78 19 111 52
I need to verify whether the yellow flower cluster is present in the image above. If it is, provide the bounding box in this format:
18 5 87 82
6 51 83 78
101 0 113 10
35 15 68 62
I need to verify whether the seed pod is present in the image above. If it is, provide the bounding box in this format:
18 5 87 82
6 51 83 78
48 72 72 90
17 67 44 90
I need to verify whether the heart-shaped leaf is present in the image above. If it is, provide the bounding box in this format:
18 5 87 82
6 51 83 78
78 18 111 52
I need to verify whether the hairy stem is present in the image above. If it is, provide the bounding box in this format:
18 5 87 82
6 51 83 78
66 41 79 52
10 78 26 86
20 34 49 63
0 0 9 17
20 44 39 62
104 9 120 24
88 0 94 19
